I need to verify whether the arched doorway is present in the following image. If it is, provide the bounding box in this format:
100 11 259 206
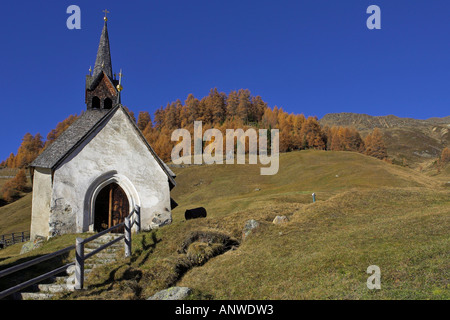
94 183 129 233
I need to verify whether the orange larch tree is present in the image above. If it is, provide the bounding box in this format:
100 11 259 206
364 128 387 159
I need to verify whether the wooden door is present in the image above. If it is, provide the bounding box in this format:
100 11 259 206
94 183 129 233
110 184 128 233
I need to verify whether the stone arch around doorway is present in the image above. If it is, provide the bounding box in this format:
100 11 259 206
83 171 140 232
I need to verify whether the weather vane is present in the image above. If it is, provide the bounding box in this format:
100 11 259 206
103 9 110 21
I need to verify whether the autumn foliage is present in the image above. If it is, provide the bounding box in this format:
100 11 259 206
2 133 44 169
325 126 365 153
1 88 389 169
441 147 450 164
364 128 388 160
141 88 382 161
1 169 28 203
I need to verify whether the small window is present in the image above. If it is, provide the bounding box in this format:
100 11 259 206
104 98 113 109
92 96 100 109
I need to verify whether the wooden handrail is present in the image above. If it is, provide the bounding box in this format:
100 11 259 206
78 223 125 245
75 205 140 290
0 245 75 279
0 263 74 300
0 246 75 299
0 205 142 297
84 234 124 260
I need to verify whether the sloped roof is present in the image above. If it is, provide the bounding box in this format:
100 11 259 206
31 109 111 169
88 70 118 92
119 106 177 186
30 106 176 187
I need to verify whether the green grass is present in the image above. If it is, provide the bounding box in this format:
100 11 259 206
0 150 448 300
0 172 32 230
169 150 438 220
0 193 32 235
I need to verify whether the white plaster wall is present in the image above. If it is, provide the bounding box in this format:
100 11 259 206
30 168 52 239
49 108 171 236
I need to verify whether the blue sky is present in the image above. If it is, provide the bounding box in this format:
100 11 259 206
1 0 450 161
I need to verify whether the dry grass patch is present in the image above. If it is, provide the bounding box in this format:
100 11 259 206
177 188 449 299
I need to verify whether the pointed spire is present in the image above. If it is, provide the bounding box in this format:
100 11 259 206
92 18 113 80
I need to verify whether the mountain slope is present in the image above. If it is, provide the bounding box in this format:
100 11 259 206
320 113 450 169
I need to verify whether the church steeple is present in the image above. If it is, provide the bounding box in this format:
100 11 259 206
92 18 113 81
85 10 120 110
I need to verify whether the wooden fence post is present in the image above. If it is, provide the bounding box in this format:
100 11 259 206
124 217 131 257
136 205 141 233
75 238 84 290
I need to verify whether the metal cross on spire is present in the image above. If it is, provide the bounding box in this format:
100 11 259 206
103 9 110 21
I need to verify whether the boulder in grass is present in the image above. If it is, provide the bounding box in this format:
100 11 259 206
147 287 192 300
242 219 260 241
272 215 289 225
20 236 45 254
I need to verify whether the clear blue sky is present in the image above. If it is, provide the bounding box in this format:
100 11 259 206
1 0 450 161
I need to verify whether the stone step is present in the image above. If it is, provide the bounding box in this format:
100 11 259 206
86 258 116 265
19 292 55 300
85 243 123 251
85 249 121 257
16 233 124 300
55 276 73 283
87 234 124 244
38 283 75 293
86 238 123 245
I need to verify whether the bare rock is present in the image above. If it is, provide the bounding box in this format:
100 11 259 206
272 215 289 225
20 236 45 254
147 287 192 300
242 219 260 241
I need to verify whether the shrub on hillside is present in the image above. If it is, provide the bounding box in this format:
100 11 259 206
364 128 388 160
441 147 450 164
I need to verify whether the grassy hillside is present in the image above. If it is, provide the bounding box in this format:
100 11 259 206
177 188 449 299
169 151 449 299
0 150 448 300
0 193 32 235
0 169 33 235
170 150 439 221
